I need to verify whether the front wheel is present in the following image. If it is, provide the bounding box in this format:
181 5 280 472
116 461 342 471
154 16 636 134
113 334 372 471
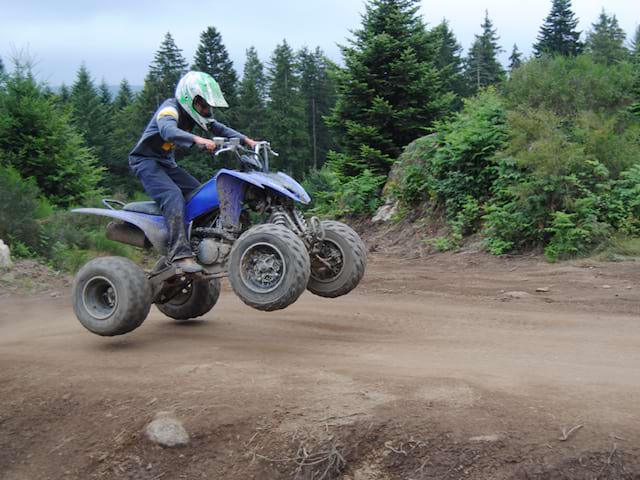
228 224 310 311
307 221 367 298
72 256 152 336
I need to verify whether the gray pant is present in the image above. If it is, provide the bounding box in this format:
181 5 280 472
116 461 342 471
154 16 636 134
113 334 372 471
130 158 201 261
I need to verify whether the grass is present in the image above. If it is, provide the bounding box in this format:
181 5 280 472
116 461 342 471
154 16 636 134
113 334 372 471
592 235 640 262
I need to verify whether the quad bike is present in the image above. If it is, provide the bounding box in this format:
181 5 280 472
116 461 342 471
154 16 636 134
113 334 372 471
71 139 367 336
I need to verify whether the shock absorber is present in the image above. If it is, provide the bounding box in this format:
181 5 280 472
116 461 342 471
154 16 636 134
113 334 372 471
269 208 289 227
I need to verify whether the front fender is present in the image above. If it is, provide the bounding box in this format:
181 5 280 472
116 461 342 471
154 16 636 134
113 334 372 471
216 169 311 204
72 208 168 253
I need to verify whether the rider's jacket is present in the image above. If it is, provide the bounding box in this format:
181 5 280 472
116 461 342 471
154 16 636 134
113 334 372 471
129 98 245 168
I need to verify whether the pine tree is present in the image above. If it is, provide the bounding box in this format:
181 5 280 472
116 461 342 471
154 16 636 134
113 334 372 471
298 47 337 170
266 41 309 177
131 32 189 162
427 20 466 103
149 32 188 101
0 56 4 75
631 26 640 62
630 27 640 118
533 0 583 57
464 11 506 95
59 83 70 103
70 65 109 162
509 44 523 72
328 0 452 176
0 66 103 205
98 79 113 105
236 47 267 139
192 26 238 106
585 10 627 65
136 32 188 123
114 78 134 110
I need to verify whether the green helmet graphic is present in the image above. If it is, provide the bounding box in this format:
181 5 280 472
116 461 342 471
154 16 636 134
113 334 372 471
175 71 229 130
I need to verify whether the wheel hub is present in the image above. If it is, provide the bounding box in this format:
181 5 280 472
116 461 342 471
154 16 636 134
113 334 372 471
82 276 118 320
311 239 345 283
240 243 286 294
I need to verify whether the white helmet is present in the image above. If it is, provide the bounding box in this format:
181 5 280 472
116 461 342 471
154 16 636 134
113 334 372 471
175 71 228 130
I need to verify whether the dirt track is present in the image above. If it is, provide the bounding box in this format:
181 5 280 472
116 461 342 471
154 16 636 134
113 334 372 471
1 252 640 479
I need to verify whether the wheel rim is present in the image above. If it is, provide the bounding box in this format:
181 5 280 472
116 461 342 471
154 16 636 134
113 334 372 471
239 242 287 294
82 276 118 320
310 239 345 283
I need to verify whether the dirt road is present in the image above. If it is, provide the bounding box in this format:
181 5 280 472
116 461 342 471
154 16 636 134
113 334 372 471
1 253 639 479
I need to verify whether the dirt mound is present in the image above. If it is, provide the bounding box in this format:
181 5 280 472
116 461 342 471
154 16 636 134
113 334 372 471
0 260 71 298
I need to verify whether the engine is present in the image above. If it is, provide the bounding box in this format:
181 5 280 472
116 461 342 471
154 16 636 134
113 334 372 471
195 238 231 266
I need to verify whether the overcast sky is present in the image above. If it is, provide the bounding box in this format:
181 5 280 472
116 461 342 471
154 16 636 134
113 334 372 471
1 0 638 87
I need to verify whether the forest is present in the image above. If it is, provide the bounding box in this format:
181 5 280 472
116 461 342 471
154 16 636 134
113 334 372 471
1 0 639 269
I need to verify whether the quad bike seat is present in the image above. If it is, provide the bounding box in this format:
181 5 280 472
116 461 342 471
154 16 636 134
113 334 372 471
122 185 210 216
123 201 162 215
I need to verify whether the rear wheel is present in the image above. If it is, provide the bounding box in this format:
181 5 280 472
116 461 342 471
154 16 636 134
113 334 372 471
228 224 310 311
72 256 152 336
307 221 367 298
156 279 221 320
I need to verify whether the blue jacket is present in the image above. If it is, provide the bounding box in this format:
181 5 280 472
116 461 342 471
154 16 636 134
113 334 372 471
129 98 245 168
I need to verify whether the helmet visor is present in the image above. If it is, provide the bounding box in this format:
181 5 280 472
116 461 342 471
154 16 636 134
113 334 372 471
193 96 212 118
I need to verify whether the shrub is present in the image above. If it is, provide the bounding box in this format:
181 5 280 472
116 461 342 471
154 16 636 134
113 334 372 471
504 55 635 117
0 68 104 206
395 89 507 220
303 166 385 218
0 165 50 251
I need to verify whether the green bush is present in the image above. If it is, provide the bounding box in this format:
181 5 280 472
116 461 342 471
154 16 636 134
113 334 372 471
482 106 639 256
0 165 51 252
395 89 507 220
0 68 104 206
303 166 385 217
606 164 640 234
504 55 636 117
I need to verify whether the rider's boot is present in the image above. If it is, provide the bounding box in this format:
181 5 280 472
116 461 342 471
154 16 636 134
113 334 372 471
173 257 204 274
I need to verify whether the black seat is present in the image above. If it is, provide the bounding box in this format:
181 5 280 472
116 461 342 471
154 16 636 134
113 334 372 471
122 201 162 215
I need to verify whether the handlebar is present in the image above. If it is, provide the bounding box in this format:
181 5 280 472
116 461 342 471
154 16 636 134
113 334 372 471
196 137 278 173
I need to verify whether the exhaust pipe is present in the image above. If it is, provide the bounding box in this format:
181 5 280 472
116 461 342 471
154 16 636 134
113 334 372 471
106 222 150 249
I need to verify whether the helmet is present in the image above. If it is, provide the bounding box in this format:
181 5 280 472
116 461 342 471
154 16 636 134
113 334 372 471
175 71 229 130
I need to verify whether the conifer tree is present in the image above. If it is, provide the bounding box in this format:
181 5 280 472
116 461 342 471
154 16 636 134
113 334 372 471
59 83 70 103
427 20 466 103
236 47 267 139
114 78 134 110
192 26 238 105
298 47 337 170
585 10 627 65
136 32 188 122
328 0 451 176
98 79 112 105
509 44 523 72
464 11 505 95
266 41 309 177
0 66 103 205
149 32 188 101
533 0 583 57
70 65 109 162
631 26 640 62
630 27 640 118
0 56 4 75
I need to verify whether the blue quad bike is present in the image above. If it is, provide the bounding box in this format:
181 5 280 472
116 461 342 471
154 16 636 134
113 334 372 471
71 139 367 336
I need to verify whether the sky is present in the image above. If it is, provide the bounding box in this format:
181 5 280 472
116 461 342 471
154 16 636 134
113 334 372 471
1 0 638 87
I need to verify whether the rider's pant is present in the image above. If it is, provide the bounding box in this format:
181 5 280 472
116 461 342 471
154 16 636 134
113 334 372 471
129 158 201 262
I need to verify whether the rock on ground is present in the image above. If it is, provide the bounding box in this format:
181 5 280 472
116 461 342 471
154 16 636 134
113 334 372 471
0 239 12 270
145 412 190 448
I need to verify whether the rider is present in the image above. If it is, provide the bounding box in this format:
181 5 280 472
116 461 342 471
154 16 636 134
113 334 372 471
129 71 257 273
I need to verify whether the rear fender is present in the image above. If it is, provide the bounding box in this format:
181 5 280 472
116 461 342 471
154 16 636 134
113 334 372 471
72 208 168 253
